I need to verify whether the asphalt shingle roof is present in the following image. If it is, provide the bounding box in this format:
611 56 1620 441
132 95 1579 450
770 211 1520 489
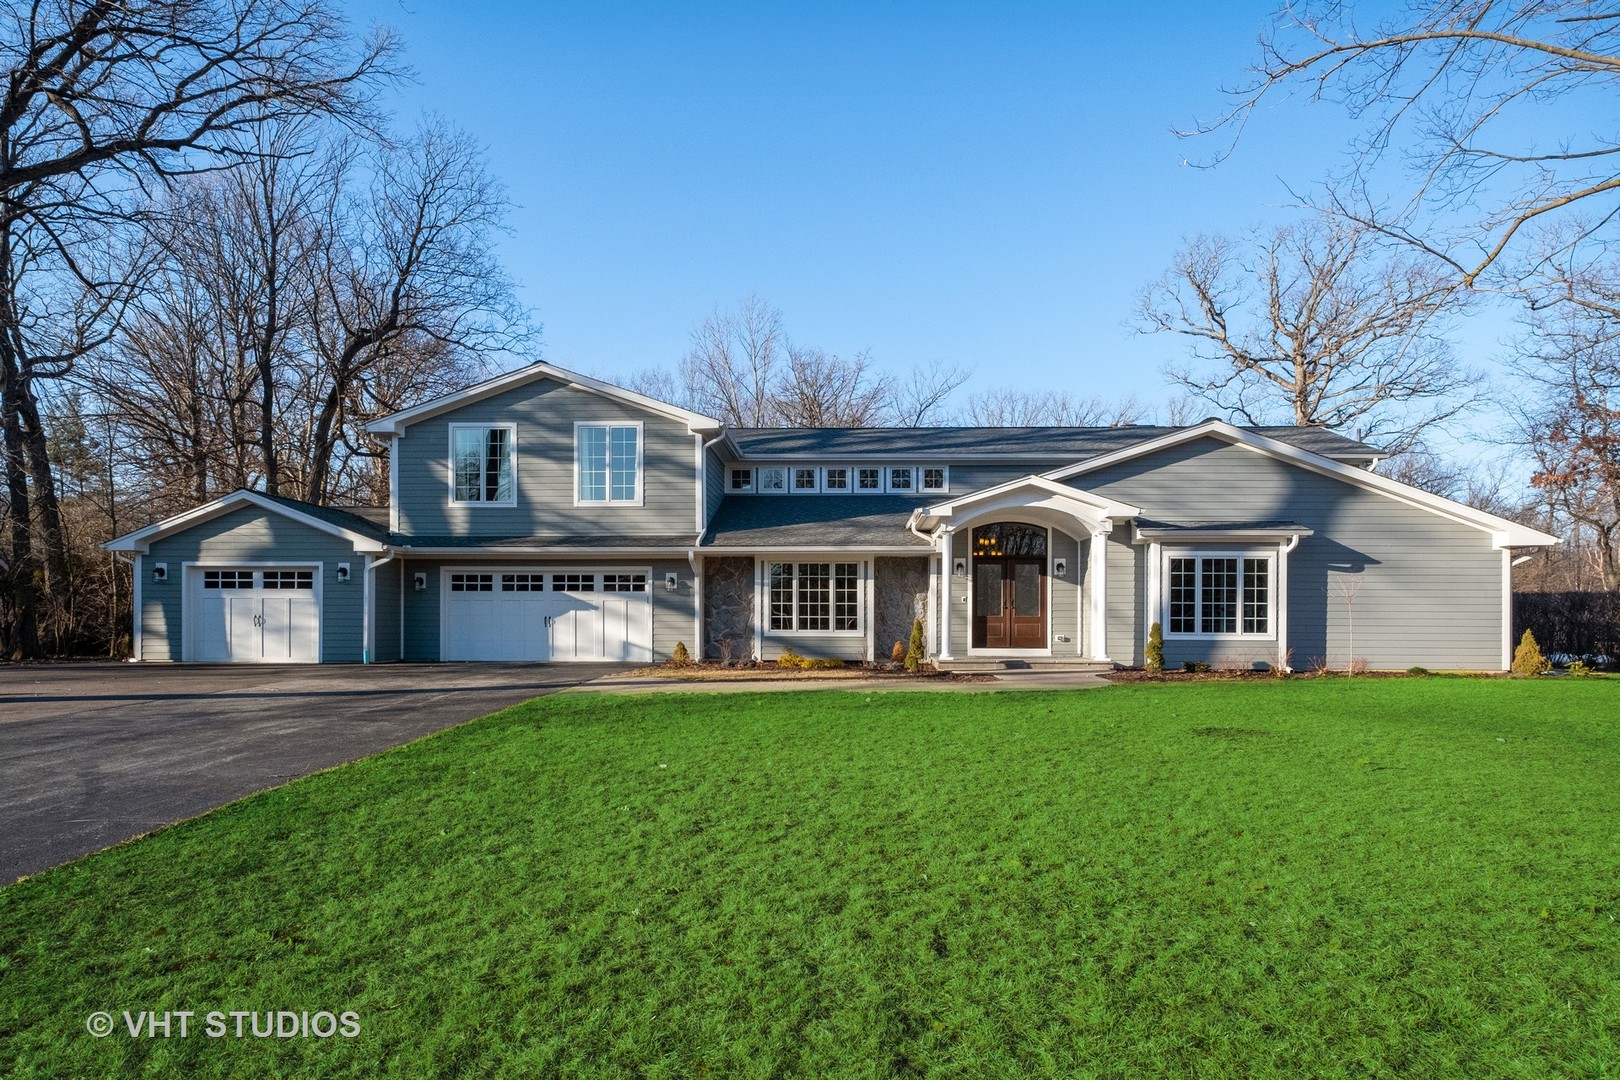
703 495 933 549
727 425 1383 460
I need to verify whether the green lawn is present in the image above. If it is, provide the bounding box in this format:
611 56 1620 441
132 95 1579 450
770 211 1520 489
2 681 1618 1078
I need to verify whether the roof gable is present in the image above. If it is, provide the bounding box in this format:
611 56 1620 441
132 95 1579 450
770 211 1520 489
104 491 391 554
364 362 722 436
1049 420 1559 550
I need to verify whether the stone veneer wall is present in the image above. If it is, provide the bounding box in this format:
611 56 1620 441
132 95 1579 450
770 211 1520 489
874 557 930 660
702 556 756 660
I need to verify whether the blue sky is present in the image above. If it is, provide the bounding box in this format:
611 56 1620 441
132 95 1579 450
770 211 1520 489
345 1 1516 440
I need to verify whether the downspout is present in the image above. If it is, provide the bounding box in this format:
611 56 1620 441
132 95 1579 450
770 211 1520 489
363 549 398 664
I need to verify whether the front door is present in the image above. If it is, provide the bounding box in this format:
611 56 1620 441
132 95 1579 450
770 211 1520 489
970 523 1048 650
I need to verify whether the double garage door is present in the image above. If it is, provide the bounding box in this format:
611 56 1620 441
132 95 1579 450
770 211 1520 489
442 569 653 662
188 566 320 662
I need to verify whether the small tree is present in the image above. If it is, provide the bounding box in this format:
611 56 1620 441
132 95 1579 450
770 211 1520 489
891 640 906 663
905 618 925 673
670 641 691 666
1146 622 1164 673
1511 630 1551 678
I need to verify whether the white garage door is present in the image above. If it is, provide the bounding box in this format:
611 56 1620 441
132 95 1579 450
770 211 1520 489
441 569 653 663
189 567 320 662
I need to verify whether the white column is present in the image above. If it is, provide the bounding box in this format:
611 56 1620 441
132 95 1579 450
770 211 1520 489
1275 540 1290 671
132 554 144 661
1501 547 1513 671
925 553 939 658
1089 524 1111 662
863 560 875 662
692 553 704 659
1145 541 1162 652
753 558 764 661
938 528 955 660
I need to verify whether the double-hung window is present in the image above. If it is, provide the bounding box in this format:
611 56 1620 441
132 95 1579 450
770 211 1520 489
451 425 516 505
767 562 860 632
575 422 642 505
1166 553 1272 636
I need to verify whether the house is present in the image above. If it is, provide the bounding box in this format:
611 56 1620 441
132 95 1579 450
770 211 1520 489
104 362 1560 670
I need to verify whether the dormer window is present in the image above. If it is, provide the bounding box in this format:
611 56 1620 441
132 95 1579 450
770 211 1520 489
450 424 516 505
824 467 849 491
758 466 788 493
729 468 753 492
922 467 948 492
887 466 914 491
575 422 642 505
793 467 819 492
857 467 882 491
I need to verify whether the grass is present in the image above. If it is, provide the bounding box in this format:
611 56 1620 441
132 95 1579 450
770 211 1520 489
2 680 1618 1077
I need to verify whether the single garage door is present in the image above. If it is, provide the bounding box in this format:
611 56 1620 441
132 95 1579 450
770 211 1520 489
189 567 320 662
442 569 652 662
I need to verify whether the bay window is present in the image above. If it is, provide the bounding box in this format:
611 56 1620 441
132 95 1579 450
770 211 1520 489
1166 553 1272 636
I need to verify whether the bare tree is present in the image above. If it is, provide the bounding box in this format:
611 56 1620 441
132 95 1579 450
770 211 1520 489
960 387 1147 427
0 0 397 656
770 346 890 427
1139 218 1475 452
678 295 784 426
1189 0 1620 288
888 362 972 427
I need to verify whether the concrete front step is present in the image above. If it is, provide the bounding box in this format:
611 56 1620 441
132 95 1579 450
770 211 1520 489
935 658 1117 673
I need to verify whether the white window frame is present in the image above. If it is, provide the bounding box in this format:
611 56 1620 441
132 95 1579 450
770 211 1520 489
823 466 850 492
448 423 518 508
761 559 865 636
855 466 884 494
573 421 644 507
757 466 789 494
1161 548 1276 640
920 466 949 493
792 466 821 493
728 467 754 492
885 465 916 493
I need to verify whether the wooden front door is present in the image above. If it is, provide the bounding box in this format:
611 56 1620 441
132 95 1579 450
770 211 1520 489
970 523 1048 650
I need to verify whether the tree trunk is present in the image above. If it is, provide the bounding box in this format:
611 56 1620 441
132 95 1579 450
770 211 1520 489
0 354 40 658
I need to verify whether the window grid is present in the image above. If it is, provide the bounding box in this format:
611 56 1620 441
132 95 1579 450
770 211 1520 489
793 467 819 491
796 562 832 630
1168 558 1196 634
833 562 859 630
766 562 861 632
450 573 494 592
769 563 795 630
502 573 545 592
552 573 596 592
922 467 947 491
1242 558 1269 634
203 570 255 590
576 424 639 504
887 467 914 491
603 573 647 592
824 467 849 490
1200 558 1238 634
452 426 514 503
729 468 753 491
758 467 787 493
857 467 883 491
263 570 313 590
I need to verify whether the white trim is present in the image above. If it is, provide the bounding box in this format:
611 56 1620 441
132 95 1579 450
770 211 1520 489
388 437 400 533
755 556 867 637
920 465 949 494
864 560 875 661
822 465 852 492
753 559 764 659
938 528 955 660
1133 524 1314 543
1144 540 1162 656
364 361 722 435
855 465 885 494
756 465 789 494
398 560 406 662
926 553 939 658
792 466 822 494
727 466 755 493
1276 539 1293 670
181 560 325 664
363 554 373 661
1502 548 1514 671
885 465 917 494
447 422 518 508
104 490 388 554
964 523 1053 657
132 554 144 661
402 545 697 557
572 420 645 507
1159 547 1278 641
690 550 703 658
1049 420 1560 550
915 474 1141 525
1089 528 1111 662
702 544 928 554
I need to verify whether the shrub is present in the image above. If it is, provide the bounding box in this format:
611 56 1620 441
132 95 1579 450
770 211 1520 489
1406 666 1431 676
891 640 906 663
905 618 925 673
1182 660 1210 673
808 657 845 670
1511 630 1551 677
1566 659 1595 678
777 648 807 669
670 641 691 666
1146 621 1164 673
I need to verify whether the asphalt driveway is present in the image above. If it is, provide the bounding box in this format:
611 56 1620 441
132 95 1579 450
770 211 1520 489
0 662 626 883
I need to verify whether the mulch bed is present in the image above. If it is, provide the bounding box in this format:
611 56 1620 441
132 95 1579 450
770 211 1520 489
619 663 995 682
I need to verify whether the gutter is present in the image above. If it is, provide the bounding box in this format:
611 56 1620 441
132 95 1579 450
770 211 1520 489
362 549 399 664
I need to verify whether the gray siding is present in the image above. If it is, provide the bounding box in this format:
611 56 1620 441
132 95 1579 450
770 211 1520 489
399 558 696 662
1077 437 1505 670
704 446 726 528
395 377 700 537
372 557 401 663
140 505 365 662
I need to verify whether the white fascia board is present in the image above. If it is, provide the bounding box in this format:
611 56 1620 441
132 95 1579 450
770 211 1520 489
364 361 723 436
103 490 390 555
700 545 931 554
1050 420 1561 550
920 474 1141 522
1132 524 1316 544
401 545 697 557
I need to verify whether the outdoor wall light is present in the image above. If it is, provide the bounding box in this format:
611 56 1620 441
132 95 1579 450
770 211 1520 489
413 572 427 592
151 563 167 582
952 558 967 577
664 572 679 591
336 563 351 582
1054 558 1067 577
